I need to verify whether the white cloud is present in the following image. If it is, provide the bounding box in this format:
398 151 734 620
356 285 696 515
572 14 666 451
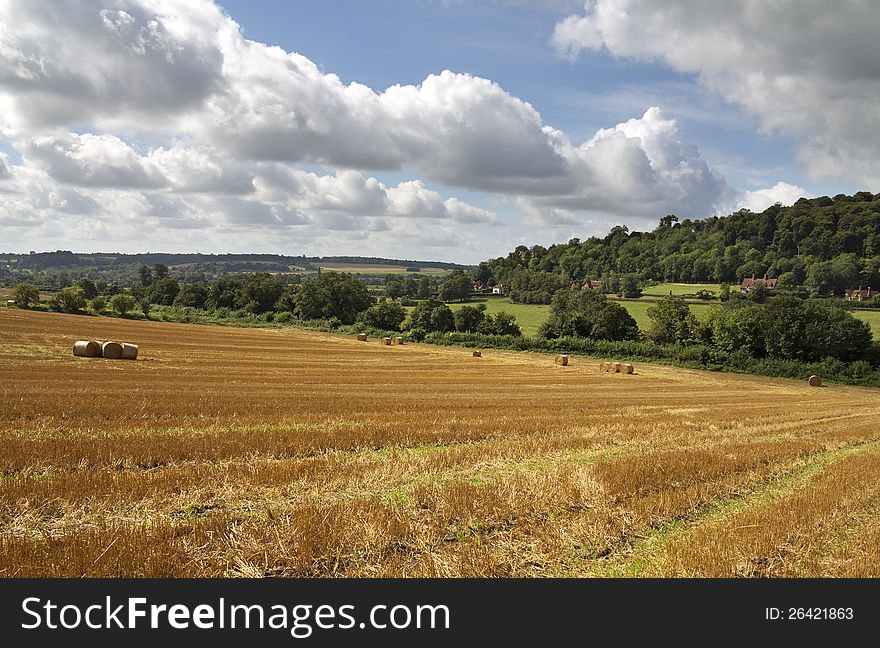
25 133 165 189
0 0 226 131
0 0 819 260
553 0 880 187
735 181 811 213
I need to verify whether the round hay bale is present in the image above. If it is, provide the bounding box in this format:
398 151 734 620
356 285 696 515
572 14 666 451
73 340 101 358
624 363 634 375
808 375 822 387
602 361 611 372
613 362 623 373
395 336 404 345
473 350 482 357
120 343 139 360
356 333 368 341
381 337 392 346
555 354 569 366
101 341 123 359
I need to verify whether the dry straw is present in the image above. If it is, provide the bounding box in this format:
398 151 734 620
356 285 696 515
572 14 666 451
381 337 392 346
473 350 482 357
121 343 139 361
356 333 368 342
101 341 123 360
809 375 823 387
555 354 569 366
395 337 404 345
613 362 623 373
624 363 634 375
73 340 101 358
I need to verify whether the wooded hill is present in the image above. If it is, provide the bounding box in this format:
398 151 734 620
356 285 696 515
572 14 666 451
481 192 880 301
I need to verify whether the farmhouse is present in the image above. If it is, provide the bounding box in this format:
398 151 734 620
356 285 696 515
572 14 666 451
740 273 778 294
582 279 603 290
845 286 876 302
491 284 505 295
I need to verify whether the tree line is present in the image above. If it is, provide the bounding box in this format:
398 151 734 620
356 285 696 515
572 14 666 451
479 193 880 304
11 265 522 338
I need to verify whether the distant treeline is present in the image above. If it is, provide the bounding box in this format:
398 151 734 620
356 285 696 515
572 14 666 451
0 251 469 275
479 192 880 303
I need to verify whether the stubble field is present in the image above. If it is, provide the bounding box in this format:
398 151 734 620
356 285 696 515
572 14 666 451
2 309 880 577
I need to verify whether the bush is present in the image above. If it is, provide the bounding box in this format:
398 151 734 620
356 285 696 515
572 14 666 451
358 301 407 331
108 293 138 317
453 305 485 332
295 273 371 324
12 283 40 309
408 299 455 333
50 286 86 313
540 289 639 341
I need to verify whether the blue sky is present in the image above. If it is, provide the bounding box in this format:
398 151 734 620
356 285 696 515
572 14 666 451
222 0 806 191
1 0 876 262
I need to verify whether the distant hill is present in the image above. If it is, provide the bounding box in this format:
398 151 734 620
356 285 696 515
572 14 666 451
0 251 470 275
481 191 880 300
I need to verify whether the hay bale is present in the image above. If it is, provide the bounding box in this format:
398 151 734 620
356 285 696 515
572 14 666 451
395 336 404 345
555 354 569 366
473 350 482 357
120 343 138 360
356 333 368 341
73 340 101 358
601 361 611 372
613 362 623 373
101 341 123 359
381 337 392 346
808 375 822 387
624 363 634 375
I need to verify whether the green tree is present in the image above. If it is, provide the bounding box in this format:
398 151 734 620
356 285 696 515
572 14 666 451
137 265 153 287
477 311 522 336
294 272 371 324
707 303 766 357
407 299 454 333
539 289 639 341
145 277 180 306
75 278 98 300
453 305 485 332
417 277 432 299
88 295 107 314
237 273 284 314
12 283 40 309
173 283 209 309
385 277 406 299
358 301 407 331
152 263 169 280
49 286 86 313
618 273 642 298
109 293 138 317
438 271 472 302
646 295 699 344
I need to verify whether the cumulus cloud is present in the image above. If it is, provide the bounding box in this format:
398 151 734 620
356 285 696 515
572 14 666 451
0 0 811 260
25 133 166 189
0 0 226 130
735 181 811 214
553 0 880 186
0 0 730 218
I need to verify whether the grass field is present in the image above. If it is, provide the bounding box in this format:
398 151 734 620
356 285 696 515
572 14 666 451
320 263 450 276
853 309 880 340
615 299 715 332
449 298 550 336
641 283 722 298
447 297 718 336
3 309 880 577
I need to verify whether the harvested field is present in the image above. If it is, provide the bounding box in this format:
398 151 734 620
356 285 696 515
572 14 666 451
1 309 880 577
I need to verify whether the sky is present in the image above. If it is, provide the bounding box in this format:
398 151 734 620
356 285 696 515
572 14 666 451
1 0 878 263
